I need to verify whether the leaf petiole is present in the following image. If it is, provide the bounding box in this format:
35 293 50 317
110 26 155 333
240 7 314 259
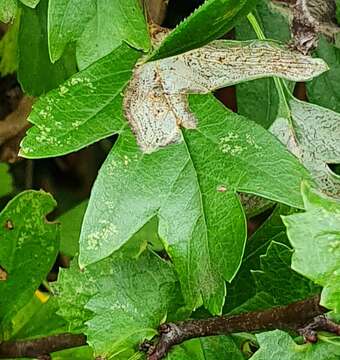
247 12 291 121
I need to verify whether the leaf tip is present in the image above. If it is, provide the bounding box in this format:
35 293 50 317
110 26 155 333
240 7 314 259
18 140 33 159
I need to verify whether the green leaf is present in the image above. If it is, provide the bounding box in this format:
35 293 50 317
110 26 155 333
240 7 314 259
251 330 340 360
0 0 18 23
47 0 94 63
252 241 319 305
20 43 141 158
236 0 292 128
17 0 77 96
283 182 340 312
51 346 93 360
55 251 179 358
54 259 98 333
0 190 59 335
20 0 40 7
86 252 180 358
150 0 258 60
186 95 312 209
270 96 340 198
59 201 88 257
167 336 245 360
55 234 159 335
128 216 164 254
80 94 312 314
225 205 291 312
0 0 40 23
10 296 67 340
228 291 276 315
0 163 13 198
79 129 235 314
0 10 19 75
48 0 150 68
75 0 150 69
306 37 340 114
58 201 163 261
226 211 319 314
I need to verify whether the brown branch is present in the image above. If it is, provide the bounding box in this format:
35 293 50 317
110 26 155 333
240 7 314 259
0 96 34 163
144 295 337 360
0 334 86 358
1 297 339 359
0 96 33 146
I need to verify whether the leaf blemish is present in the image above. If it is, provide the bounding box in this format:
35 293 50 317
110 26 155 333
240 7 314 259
59 85 69 96
4 219 14 230
217 185 228 192
86 220 118 251
123 155 131 166
329 240 340 252
245 134 262 150
0 266 7 281
219 133 243 156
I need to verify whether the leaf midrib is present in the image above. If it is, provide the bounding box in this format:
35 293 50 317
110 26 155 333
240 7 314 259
183 134 217 300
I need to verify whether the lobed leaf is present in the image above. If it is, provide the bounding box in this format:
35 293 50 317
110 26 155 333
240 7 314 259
48 0 150 68
55 251 179 358
0 0 40 22
225 205 292 312
0 190 59 336
80 94 312 314
79 127 235 314
20 43 141 158
252 241 319 306
270 97 340 198
54 260 97 333
186 95 311 211
47 0 94 63
251 330 340 360
167 336 244 360
283 182 340 312
0 0 18 23
17 0 77 96
85 252 180 358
